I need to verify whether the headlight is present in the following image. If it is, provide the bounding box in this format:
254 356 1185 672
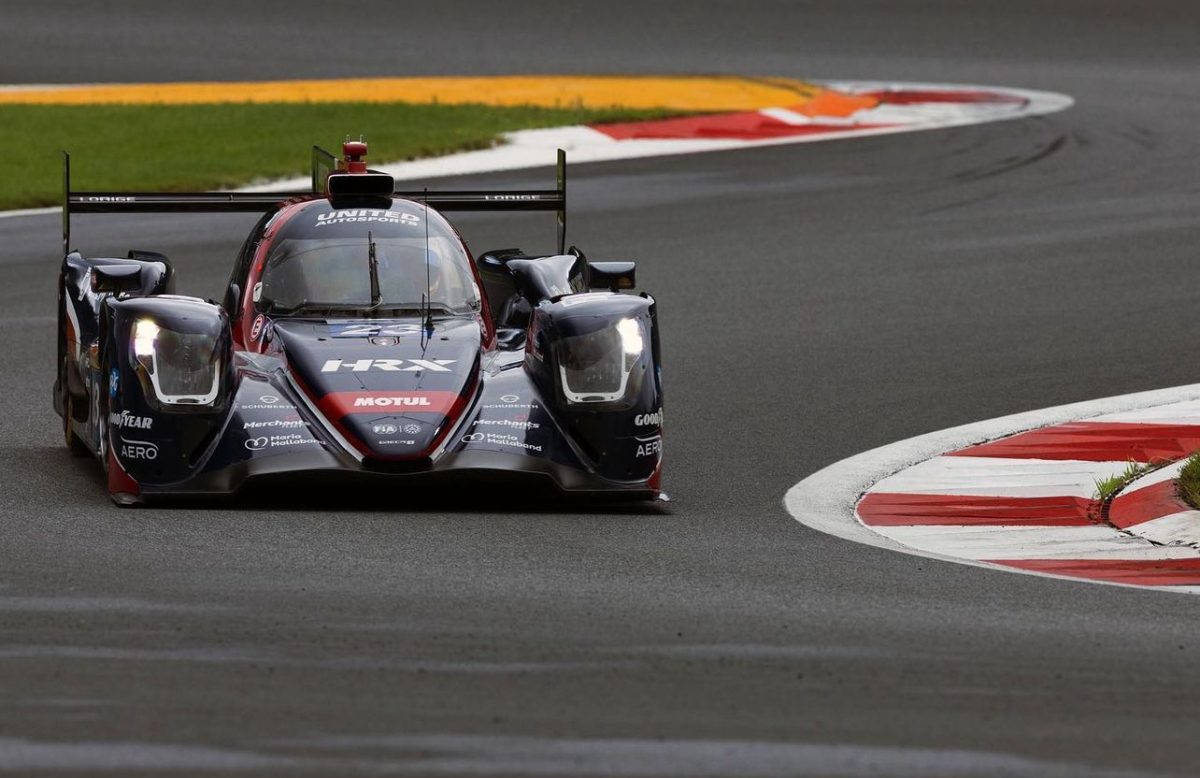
131 317 221 406
133 319 159 357
556 317 645 404
616 317 643 357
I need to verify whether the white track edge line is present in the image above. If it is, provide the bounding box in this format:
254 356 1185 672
783 383 1200 593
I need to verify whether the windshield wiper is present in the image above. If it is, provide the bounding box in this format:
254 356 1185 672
367 231 382 309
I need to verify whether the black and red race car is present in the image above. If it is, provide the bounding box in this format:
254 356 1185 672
54 141 664 505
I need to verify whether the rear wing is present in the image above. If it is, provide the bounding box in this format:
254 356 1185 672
62 146 567 256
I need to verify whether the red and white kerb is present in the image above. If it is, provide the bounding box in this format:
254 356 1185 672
856 400 1200 590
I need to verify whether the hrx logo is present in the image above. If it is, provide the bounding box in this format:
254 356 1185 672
321 359 456 373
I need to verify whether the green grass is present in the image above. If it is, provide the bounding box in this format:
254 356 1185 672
0 102 676 210
1095 459 1163 502
1178 451 1200 509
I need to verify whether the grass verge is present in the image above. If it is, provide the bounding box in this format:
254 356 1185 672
1095 459 1165 502
1178 451 1200 509
0 102 678 211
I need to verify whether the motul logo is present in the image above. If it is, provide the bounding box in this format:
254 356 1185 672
353 396 433 408
318 390 459 417
321 358 455 372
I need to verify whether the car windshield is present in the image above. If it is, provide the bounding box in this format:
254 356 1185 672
258 203 480 316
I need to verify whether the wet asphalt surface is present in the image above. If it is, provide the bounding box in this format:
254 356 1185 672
3 1 1200 775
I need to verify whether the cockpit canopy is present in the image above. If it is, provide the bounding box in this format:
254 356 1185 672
257 200 481 316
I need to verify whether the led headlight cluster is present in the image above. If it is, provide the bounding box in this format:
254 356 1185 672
556 316 645 404
131 317 221 406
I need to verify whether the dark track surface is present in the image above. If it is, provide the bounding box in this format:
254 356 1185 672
4 1 1200 775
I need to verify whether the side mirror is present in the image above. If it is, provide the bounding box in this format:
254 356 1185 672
475 248 526 329
127 250 174 295
127 249 171 266
91 264 144 295
588 261 636 291
507 254 587 303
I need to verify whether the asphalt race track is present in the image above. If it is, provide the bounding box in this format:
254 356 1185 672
4 2 1200 775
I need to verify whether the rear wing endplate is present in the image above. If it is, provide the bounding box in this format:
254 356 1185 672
62 147 567 256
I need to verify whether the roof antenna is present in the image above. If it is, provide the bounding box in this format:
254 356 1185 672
421 188 434 338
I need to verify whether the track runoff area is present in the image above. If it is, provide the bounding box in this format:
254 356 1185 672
0 75 1071 190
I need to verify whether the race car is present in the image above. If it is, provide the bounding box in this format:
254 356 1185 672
54 141 664 505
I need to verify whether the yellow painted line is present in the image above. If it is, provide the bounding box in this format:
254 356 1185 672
0 75 835 112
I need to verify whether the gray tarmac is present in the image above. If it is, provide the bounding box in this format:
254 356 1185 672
3 1 1200 775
